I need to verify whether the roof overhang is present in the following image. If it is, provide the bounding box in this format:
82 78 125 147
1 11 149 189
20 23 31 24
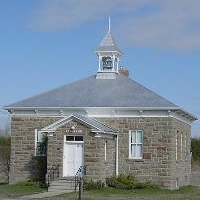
40 113 118 137
4 107 197 125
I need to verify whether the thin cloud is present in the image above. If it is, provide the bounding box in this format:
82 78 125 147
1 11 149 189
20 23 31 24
29 0 200 51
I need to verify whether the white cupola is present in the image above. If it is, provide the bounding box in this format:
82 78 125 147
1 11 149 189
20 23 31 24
95 18 123 79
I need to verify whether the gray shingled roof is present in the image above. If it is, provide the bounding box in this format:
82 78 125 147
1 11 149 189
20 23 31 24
6 74 178 108
95 31 122 54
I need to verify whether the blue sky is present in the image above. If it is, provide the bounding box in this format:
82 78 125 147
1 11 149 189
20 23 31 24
0 0 200 136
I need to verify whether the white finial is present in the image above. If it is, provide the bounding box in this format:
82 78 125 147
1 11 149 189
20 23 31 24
108 16 111 32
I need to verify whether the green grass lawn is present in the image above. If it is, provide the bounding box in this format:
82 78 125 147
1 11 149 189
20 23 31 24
41 186 200 200
1 183 200 200
0 182 47 198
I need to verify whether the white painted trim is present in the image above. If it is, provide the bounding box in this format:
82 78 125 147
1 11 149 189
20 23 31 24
91 131 115 139
181 133 183 159
175 135 178 161
7 107 196 123
64 135 84 143
4 106 181 110
34 129 37 156
184 134 187 156
105 141 107 162
64 141 84 144
116 135 119 176
9 113 193 125
42 114 103 132
129 130 144 159
63 135 65 177
39 114 117 139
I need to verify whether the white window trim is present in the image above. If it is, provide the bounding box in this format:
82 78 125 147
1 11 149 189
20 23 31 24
35 129 37 156
175 135 178 161
185 134 187 155
64 135 84 144
35 129 47 156
181 133 183 159
105 141 107 162
129 130 143 160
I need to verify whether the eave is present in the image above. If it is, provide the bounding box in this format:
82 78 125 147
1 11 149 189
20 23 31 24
4 106 197 124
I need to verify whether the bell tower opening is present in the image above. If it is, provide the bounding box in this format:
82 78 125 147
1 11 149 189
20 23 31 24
95 18 123 79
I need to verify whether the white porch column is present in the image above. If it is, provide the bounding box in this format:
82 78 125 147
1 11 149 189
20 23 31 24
112 55 115 71
116 135 119 176
98 55 101 72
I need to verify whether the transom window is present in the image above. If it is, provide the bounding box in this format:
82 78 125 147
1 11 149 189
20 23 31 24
129 130 143 159
65 135 83 142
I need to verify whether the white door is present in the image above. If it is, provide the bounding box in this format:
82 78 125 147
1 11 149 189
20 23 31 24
63 142 84 177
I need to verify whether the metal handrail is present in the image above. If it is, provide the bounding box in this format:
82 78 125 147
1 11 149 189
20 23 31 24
46 164 59 187
75 166 86 192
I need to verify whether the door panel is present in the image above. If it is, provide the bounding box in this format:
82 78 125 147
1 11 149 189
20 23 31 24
63 142 84 177
75 144 83 174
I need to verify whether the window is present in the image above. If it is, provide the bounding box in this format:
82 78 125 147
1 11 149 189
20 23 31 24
65 135 83 142
180 133 183 159
105 141 107 162
35 129 47 156
185 134 187 155
175 135 178 161
129 130 143 159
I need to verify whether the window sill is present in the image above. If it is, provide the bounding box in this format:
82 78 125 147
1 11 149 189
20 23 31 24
126 158 144 162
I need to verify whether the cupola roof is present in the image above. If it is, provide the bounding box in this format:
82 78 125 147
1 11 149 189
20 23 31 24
95 31 123 55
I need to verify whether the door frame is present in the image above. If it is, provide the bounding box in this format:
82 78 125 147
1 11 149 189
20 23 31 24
63 135 84 177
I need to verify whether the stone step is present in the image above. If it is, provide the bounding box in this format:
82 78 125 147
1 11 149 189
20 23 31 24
50 183 75 189
61 176 75 180
51 180 75 185
48 179 77 192
51 182 75 187
48 188 74 193
48 187 75 192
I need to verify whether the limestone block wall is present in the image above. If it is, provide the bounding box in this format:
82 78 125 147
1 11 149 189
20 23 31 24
9 116 191 189
47 119 116 181
98 117 191 189
9 117 58 184
172 118 191 188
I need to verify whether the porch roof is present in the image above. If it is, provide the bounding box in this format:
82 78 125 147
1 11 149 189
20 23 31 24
41 113 118 135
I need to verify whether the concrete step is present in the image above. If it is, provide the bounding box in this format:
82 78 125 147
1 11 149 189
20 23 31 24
49 184 75 190
48 179 77 192
51 180 75 185
48 188 74 192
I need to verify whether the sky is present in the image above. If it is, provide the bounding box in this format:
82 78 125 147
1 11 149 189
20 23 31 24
0 0 200 136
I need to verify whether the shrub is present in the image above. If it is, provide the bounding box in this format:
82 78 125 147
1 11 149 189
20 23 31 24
16 179 47 189
83 179 105 190
29 156 47 183
0 136 11 182
0 136 10 146
106 174 155 190
191 138 200 164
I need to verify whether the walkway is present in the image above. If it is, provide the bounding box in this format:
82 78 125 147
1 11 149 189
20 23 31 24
18 190 72 200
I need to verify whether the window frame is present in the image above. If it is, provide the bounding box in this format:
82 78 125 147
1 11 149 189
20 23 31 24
64 135 84 143
129 130 144 160
35 129 47 157
105 141 107 162
175 135 178 161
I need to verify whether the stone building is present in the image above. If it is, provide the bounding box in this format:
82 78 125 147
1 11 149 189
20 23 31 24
4 24 197 190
